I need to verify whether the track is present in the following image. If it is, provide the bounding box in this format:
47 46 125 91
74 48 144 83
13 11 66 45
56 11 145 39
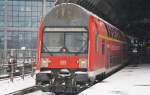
25 91 54 95
5 64 129 95
6 86 39 95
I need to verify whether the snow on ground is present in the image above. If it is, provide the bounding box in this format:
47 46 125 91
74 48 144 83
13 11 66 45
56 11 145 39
0 74 9 78
79 64 150 95
25 91 54 95
0 76 35 95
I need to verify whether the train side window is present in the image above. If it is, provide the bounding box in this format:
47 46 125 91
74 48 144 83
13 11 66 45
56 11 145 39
106 25 111 37
95 33 99 53
102 39 105 55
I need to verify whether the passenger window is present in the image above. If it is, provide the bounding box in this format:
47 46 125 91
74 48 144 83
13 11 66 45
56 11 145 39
102 39 105 55
95 33 99 53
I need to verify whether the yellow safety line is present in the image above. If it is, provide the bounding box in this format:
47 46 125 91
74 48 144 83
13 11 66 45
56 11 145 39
99 35 127 44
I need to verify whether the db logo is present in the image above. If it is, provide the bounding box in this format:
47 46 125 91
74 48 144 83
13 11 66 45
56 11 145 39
60 60 67 65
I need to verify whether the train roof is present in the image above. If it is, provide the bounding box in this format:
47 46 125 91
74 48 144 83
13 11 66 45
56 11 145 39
44 3 125 35
44 3 89 27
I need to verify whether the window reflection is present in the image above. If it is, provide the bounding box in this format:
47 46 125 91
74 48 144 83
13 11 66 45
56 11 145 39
43 32 88 53
1 31 37 49
0 0 55 27
0 0 54 56
13 1 19 5
0 0 55 75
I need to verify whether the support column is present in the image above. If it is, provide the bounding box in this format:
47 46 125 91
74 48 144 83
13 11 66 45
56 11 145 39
4 0 8 65
43 0 47 16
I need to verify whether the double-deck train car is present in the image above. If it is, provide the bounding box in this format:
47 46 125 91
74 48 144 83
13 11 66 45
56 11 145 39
36 3 128 93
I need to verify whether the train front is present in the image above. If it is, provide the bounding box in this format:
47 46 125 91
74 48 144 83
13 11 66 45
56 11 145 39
36 3 90 93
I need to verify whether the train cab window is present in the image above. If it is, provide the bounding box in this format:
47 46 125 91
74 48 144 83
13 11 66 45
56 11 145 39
95 33 99 53
102 39 105 55
42 27 88 55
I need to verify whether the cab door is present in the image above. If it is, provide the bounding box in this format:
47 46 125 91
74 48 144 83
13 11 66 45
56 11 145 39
97 20 109 70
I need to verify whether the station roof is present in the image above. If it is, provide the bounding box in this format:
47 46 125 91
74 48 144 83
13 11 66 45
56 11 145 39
56 0 150 40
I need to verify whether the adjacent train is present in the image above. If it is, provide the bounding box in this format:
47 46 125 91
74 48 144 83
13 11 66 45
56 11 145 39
36 3 128 94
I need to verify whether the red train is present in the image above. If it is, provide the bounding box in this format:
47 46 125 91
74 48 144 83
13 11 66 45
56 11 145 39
36 3 128 93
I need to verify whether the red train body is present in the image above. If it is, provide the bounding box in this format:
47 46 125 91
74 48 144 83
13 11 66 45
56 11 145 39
36 3 128 93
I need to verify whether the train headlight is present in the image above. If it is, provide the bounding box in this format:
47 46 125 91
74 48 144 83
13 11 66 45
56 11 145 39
78 58 88 68
41 58 51 67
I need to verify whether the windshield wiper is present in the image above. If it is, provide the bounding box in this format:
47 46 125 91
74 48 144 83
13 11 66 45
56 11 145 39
59 46 69 53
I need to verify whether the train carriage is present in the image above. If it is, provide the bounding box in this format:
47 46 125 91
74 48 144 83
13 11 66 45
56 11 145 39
36 3 128 93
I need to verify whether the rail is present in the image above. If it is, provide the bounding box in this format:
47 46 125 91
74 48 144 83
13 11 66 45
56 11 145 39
5 86 38 95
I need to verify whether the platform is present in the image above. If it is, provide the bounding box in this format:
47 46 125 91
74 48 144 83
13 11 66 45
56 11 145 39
0 76 35 95
79 63 150 95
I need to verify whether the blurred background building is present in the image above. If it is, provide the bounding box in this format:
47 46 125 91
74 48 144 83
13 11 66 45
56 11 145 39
0 0 55 76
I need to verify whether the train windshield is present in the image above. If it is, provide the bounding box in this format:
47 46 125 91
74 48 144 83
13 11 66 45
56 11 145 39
42 28 88 55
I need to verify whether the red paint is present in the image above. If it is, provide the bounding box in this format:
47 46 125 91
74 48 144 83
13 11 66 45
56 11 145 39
36 14 128 78
88 17 108 72
97 20 108 69
48 56 80 69
36 17 44 71
87 16 128 73
88 16 95 71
